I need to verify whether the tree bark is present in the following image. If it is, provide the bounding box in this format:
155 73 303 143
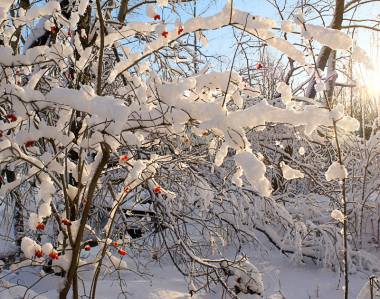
305 0 345 98
59 143 111 299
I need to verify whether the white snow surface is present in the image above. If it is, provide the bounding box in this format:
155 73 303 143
0 248 369 298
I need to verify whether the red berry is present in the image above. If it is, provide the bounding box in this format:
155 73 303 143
35 250 44 258
112 241 119 247
178 27 184 35
36 223 45 231
120 154 129 162
154 14 161 20
161 31 169 38
118 249 127 256
153 185 161 194
25 140 35 148
51 26 57 33
255 63 263 70
84 245 91 251
62 219 72 226
6 114 17 122
48 251 59 260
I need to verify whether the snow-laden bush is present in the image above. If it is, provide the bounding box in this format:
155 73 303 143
0 0 378 298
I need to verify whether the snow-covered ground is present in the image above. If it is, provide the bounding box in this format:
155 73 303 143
0 249 370 299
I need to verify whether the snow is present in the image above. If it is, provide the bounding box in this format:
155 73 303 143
235 150 272 197
298 147 305 156
66 185 78 200
330 103 345 121
0 1 374 299
0 281 48 299
28 213 43 231
352 44 373 69
41 243 54 255
0 0 13 23
280 162 304 180
281 20 295 33
232 167 243 187
356 278 380 299
232 91 244 108
146 4 158 19
267 37 305 65
276 82 292 106
24 1 61 22
325 162 348 181
78 0 89 16
225 257 264 296
331 209 345 223
108 254 128 270
214 142 229 167
21 237 40 259
303 24 352 50
38 203 51 218
337 116 360 132
0 248 370 298
157 0 169 8
0 43 73 66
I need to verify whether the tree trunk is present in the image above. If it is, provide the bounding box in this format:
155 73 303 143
305 0 345 99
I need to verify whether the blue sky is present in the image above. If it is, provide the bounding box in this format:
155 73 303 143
127 0 379 72
175 0 379 70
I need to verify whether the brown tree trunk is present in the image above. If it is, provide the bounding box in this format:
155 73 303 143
59 143 111 299
305 0 345 99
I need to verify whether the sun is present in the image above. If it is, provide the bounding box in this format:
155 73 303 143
355 55 380 99
353 55 380 120
364 65 380 97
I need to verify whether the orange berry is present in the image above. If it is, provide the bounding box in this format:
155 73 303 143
25 140 35 148
62 219 72 226
84 245 91 251
120 154 129 162
118 249 127 256
48 251 59 260
35 250 44 258
153 185 161 194
6 114 17 122
36 223 45 231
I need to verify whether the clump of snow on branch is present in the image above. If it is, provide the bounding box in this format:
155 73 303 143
280 162 304 180
331 209 345 223
325 162 348 181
